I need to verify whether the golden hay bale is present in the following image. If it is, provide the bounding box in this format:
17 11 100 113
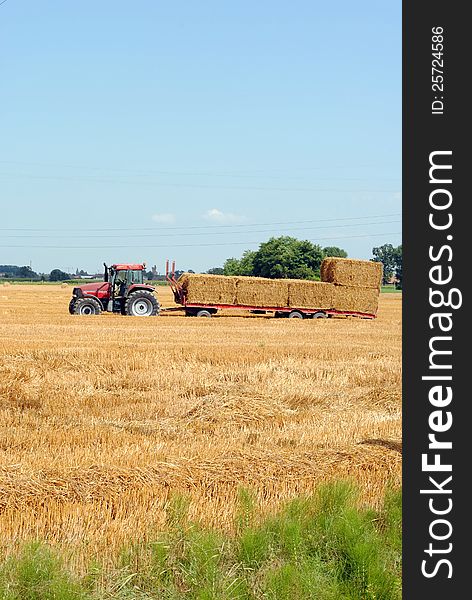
321 258 382 289
236 277 289 308
333 285 379 315
178 273 237 305
61 283 69 288
320 260 330 282
288 280 334 309
3 282 11 287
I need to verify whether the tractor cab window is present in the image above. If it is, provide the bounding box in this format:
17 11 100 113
111 269 144 296
114 271 127 284
127 270 144 285
112 270 127 296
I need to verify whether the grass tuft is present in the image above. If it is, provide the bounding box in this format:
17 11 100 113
0 483 401 600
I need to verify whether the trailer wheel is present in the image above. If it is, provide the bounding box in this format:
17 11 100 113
196 309 212 318
312 311 328 318
288 310 304 319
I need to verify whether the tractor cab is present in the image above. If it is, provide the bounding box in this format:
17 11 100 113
105 263 146 299
69 262 160 316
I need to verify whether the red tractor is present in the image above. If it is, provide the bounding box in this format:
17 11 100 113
69 263 160 316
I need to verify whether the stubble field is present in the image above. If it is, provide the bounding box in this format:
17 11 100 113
0 284 401 569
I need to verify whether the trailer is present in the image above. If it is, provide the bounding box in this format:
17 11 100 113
165 261 376 319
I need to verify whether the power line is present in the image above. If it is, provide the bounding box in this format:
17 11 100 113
0 220 401 239
0 231 402 249
0 160 401 180
0 171 399 194
0 212 401 232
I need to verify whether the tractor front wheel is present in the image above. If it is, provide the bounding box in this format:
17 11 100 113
125 291 160 316
73 297 102 315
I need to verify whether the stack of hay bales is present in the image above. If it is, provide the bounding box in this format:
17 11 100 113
321 257 382 315
287 280 334 310
178 273 237 305
177 257 382 316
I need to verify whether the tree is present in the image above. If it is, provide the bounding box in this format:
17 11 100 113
207 267 224 275
223 258 241 276
323 246 348 258
49 269 70 282
0 265 38 279
223 250 257 276
252 237 324 279
393 244 402 288
372 244 402 286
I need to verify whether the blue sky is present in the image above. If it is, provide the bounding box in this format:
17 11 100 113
0 1 401 274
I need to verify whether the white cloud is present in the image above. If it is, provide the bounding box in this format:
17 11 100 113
151 213 176 224
204 208 246 224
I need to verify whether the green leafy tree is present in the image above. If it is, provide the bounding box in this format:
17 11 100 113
252 237 323 279
49 269 70 282
223 251 257 276
393 244 402 288
222 258 240 276
323 246 348 258
18 266 37 278
372 244 402 285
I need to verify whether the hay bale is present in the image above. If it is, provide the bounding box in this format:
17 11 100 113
3 282 11 287
333 285 379 315
61 283 69 288
321 258 382 289
178 273 237 305
288 280 334 309
235 277 289 308
320 260 330 283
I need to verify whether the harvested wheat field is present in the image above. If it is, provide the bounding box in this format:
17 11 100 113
0 284 401 570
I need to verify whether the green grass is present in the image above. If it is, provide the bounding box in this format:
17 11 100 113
0 482 401 600
380 286 402 293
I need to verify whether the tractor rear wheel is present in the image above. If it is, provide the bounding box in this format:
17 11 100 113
73 297 102 315
125 291 160 316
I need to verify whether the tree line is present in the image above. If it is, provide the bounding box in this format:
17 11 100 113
0 266 82 282
1 239 402 286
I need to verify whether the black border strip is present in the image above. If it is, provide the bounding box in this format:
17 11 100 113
403 2 467 596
